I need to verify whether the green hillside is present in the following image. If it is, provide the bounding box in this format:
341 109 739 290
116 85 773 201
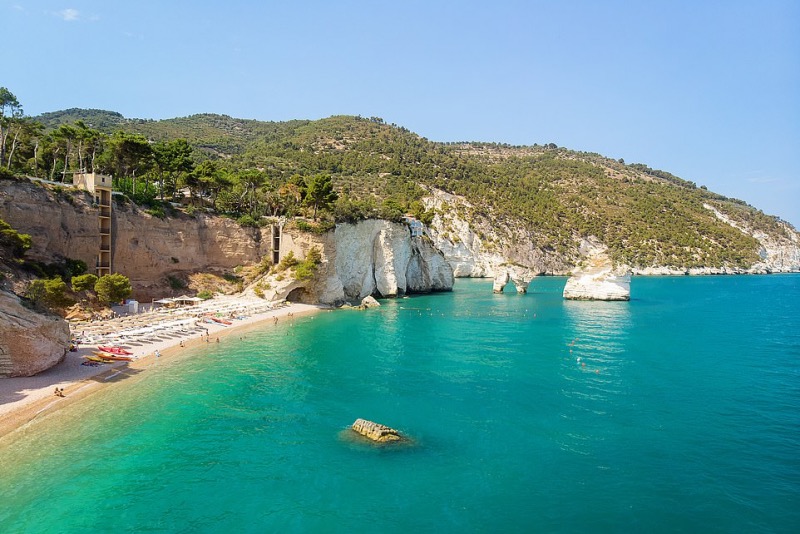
9 104 794 269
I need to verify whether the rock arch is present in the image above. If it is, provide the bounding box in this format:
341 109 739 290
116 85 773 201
492 265 535 294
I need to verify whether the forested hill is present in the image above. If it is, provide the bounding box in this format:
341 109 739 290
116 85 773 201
26 109 797 269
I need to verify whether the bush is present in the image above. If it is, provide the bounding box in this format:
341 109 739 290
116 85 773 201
237 214 260 228
0 218 32 257
65 258 88 278
276 251 298 271
95 273 132 304
72 273 98 292
293 247 322 281
145 205 166 218
0 167 16 181
197 290 213 300
295 220 335 234
27 277 73 309
167 275 186 290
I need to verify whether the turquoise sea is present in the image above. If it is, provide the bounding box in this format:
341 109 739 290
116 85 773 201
1 276 799 533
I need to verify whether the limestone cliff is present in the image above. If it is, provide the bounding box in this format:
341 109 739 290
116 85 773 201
423 188 571 278
0 180 272 300
270 220 454 306
0 290 71 377
422 188 800 285
703 203 800 274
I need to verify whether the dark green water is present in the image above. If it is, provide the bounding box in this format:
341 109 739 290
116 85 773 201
1 276 798 533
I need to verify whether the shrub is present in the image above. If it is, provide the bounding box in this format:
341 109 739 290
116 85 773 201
293 247 322 281
276 251 298 271
145 205 166 218
95 273 132 304
167 275 186 290
71 273 98 292
197 290 213 300
0 218 32 257
295 220 335 234
27 277 73 309
65 258 88 278
237 214 260 228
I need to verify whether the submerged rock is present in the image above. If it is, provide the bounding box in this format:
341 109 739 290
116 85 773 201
351 418 404 443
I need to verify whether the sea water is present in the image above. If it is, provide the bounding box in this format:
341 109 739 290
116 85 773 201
0 276 798 533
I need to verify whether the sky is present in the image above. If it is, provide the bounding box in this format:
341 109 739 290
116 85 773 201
3 0 799 226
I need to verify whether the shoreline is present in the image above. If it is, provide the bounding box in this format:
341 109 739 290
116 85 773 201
0 299 322 441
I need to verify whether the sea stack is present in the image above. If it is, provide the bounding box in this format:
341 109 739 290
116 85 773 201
563 250 631 301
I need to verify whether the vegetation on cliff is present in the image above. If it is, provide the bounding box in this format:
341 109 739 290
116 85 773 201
2 87 794 270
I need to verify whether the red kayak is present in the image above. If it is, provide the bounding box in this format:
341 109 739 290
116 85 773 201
98 346 133 355
95 351 133 362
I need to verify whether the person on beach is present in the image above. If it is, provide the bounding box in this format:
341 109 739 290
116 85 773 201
179 340 184 347
216 337 219 343
155 350 161 358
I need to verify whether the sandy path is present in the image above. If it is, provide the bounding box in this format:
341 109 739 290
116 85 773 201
0 299 322 439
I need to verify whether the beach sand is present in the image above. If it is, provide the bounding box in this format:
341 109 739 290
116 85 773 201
0 299 322 440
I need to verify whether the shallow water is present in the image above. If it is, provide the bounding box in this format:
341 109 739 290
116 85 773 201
1 276 799 533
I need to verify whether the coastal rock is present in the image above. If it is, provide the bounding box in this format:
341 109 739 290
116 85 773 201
704 203 800 273
360 295 381 308
423 189 505 277
492 265 536 294
351 418 403 443
492 270 509 293
423 188 571 277
281 220 453 306
563 244 631 301
0 290 71 377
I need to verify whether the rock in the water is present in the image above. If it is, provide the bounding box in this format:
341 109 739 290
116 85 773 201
0 290 71 377
563 243 631 301
360 295 381 308
351 418 403 443
493 265 536 294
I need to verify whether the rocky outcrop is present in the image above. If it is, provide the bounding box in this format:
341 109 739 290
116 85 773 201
0 181 272 301
360 295 381 308
563 242 631 301
0 290 71 377
704 203 800 273
492 265 537 294
423 188 800 280
279 220 454 306
351 418 404 443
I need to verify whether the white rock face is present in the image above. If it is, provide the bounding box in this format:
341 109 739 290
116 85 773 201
492 265 536 293
423 189 506 277
563 243 631 301
0 290 71 377
315 220 454 305
360 295 381 308
704 203 800 273
563 271 631 301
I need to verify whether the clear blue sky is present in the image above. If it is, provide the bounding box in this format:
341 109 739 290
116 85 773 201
3 0 799 226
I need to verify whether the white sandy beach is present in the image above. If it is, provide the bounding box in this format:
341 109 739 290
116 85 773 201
0 296 322 439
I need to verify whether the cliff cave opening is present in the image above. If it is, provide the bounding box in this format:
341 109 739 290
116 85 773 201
285 287 310 304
